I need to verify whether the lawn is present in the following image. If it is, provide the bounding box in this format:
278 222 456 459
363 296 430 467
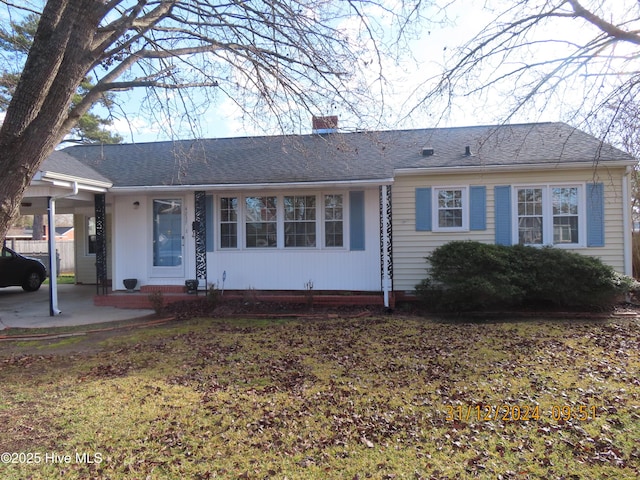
0 315 638 479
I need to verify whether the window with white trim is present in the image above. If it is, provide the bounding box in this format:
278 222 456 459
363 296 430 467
284 195 316 247
220 197 238 248
245 196 277 248
552 187 579 244
515 185 583 246
517 188 543 244
324 194 344 247
214 192 347 249
433 187 468 231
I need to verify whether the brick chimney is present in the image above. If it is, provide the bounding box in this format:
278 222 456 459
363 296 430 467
312 115 338 134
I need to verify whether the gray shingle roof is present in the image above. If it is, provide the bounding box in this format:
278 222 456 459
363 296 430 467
41 150 112 184
58 122 634 188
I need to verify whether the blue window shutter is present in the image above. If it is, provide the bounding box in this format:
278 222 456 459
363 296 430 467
415 188 432 231
494 186 512 245
470 186 486 231
205 195 214 252
349 191 365 251
586 182 605 247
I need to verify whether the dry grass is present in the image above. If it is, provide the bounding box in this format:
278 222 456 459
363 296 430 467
0 315 639 479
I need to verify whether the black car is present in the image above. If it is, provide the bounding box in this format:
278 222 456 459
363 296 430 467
0 246 47 291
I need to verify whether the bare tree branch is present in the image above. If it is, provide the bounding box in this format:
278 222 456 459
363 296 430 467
0 0 430 244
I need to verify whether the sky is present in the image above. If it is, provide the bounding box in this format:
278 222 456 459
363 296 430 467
1 1 638 144
106 1 497 143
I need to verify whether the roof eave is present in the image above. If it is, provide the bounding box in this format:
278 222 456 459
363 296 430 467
394 160 637 176
35 170 113 190
108 177 394 193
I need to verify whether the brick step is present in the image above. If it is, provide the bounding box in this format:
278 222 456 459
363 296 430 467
140 285 188 294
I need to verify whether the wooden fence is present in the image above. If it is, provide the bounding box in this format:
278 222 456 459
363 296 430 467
5 239 75 274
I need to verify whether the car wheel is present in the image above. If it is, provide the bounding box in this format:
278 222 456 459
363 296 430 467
22 271 43 292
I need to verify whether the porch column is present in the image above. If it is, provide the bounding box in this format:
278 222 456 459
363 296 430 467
194 191 207 289
95 193 108 295
380 185 393 308
47 196 61 316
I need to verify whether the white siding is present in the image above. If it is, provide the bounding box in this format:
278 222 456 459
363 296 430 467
393 168 629 292
111 188 382 291
207 188 381 291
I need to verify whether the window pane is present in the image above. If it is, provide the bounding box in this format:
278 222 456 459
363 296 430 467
245 196 277 248
221 197 238 222
325 194 343 247
518 217 543 245
438 189 462 208
220 197 238 248
285 195 316 247
552 187 578 215
153 199 182 266
220 223 237 248
518 188 543 216
439 209 463 228
553 216 579 244
437 189 463 228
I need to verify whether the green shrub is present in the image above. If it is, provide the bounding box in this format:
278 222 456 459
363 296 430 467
415 241 635 312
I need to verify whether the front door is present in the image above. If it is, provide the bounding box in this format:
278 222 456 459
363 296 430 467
152 198 185 277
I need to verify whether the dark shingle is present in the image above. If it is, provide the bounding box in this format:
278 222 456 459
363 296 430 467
41 150 112 184
58 122 634 187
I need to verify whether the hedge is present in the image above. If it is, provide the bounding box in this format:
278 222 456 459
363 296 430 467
415 241 635 312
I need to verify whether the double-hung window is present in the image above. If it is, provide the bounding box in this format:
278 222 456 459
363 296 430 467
220 197 238 248
284 195 316 247
516 188 544 244
245 196 277 248
551 187 579 244
433 187 468 231
515 185 582 246
324 194 344 247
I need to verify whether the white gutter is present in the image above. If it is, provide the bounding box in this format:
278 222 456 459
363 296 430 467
623 166 633 276
109 177 394 194
35 170 112 189
394 160 637 176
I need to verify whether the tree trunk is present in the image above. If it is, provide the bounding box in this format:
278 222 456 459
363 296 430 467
0 0 101 246
32 214 44 240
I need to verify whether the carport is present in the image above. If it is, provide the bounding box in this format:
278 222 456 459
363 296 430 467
0 284 153 329
11 151 112 316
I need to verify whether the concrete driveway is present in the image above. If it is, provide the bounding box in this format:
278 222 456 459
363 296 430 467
0 284 154 330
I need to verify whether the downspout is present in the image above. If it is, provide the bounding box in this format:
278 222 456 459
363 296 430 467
623 166 633 276
48 181 79 316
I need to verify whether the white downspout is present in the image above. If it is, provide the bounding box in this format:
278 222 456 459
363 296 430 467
48 181 79 316
623 166 633 276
